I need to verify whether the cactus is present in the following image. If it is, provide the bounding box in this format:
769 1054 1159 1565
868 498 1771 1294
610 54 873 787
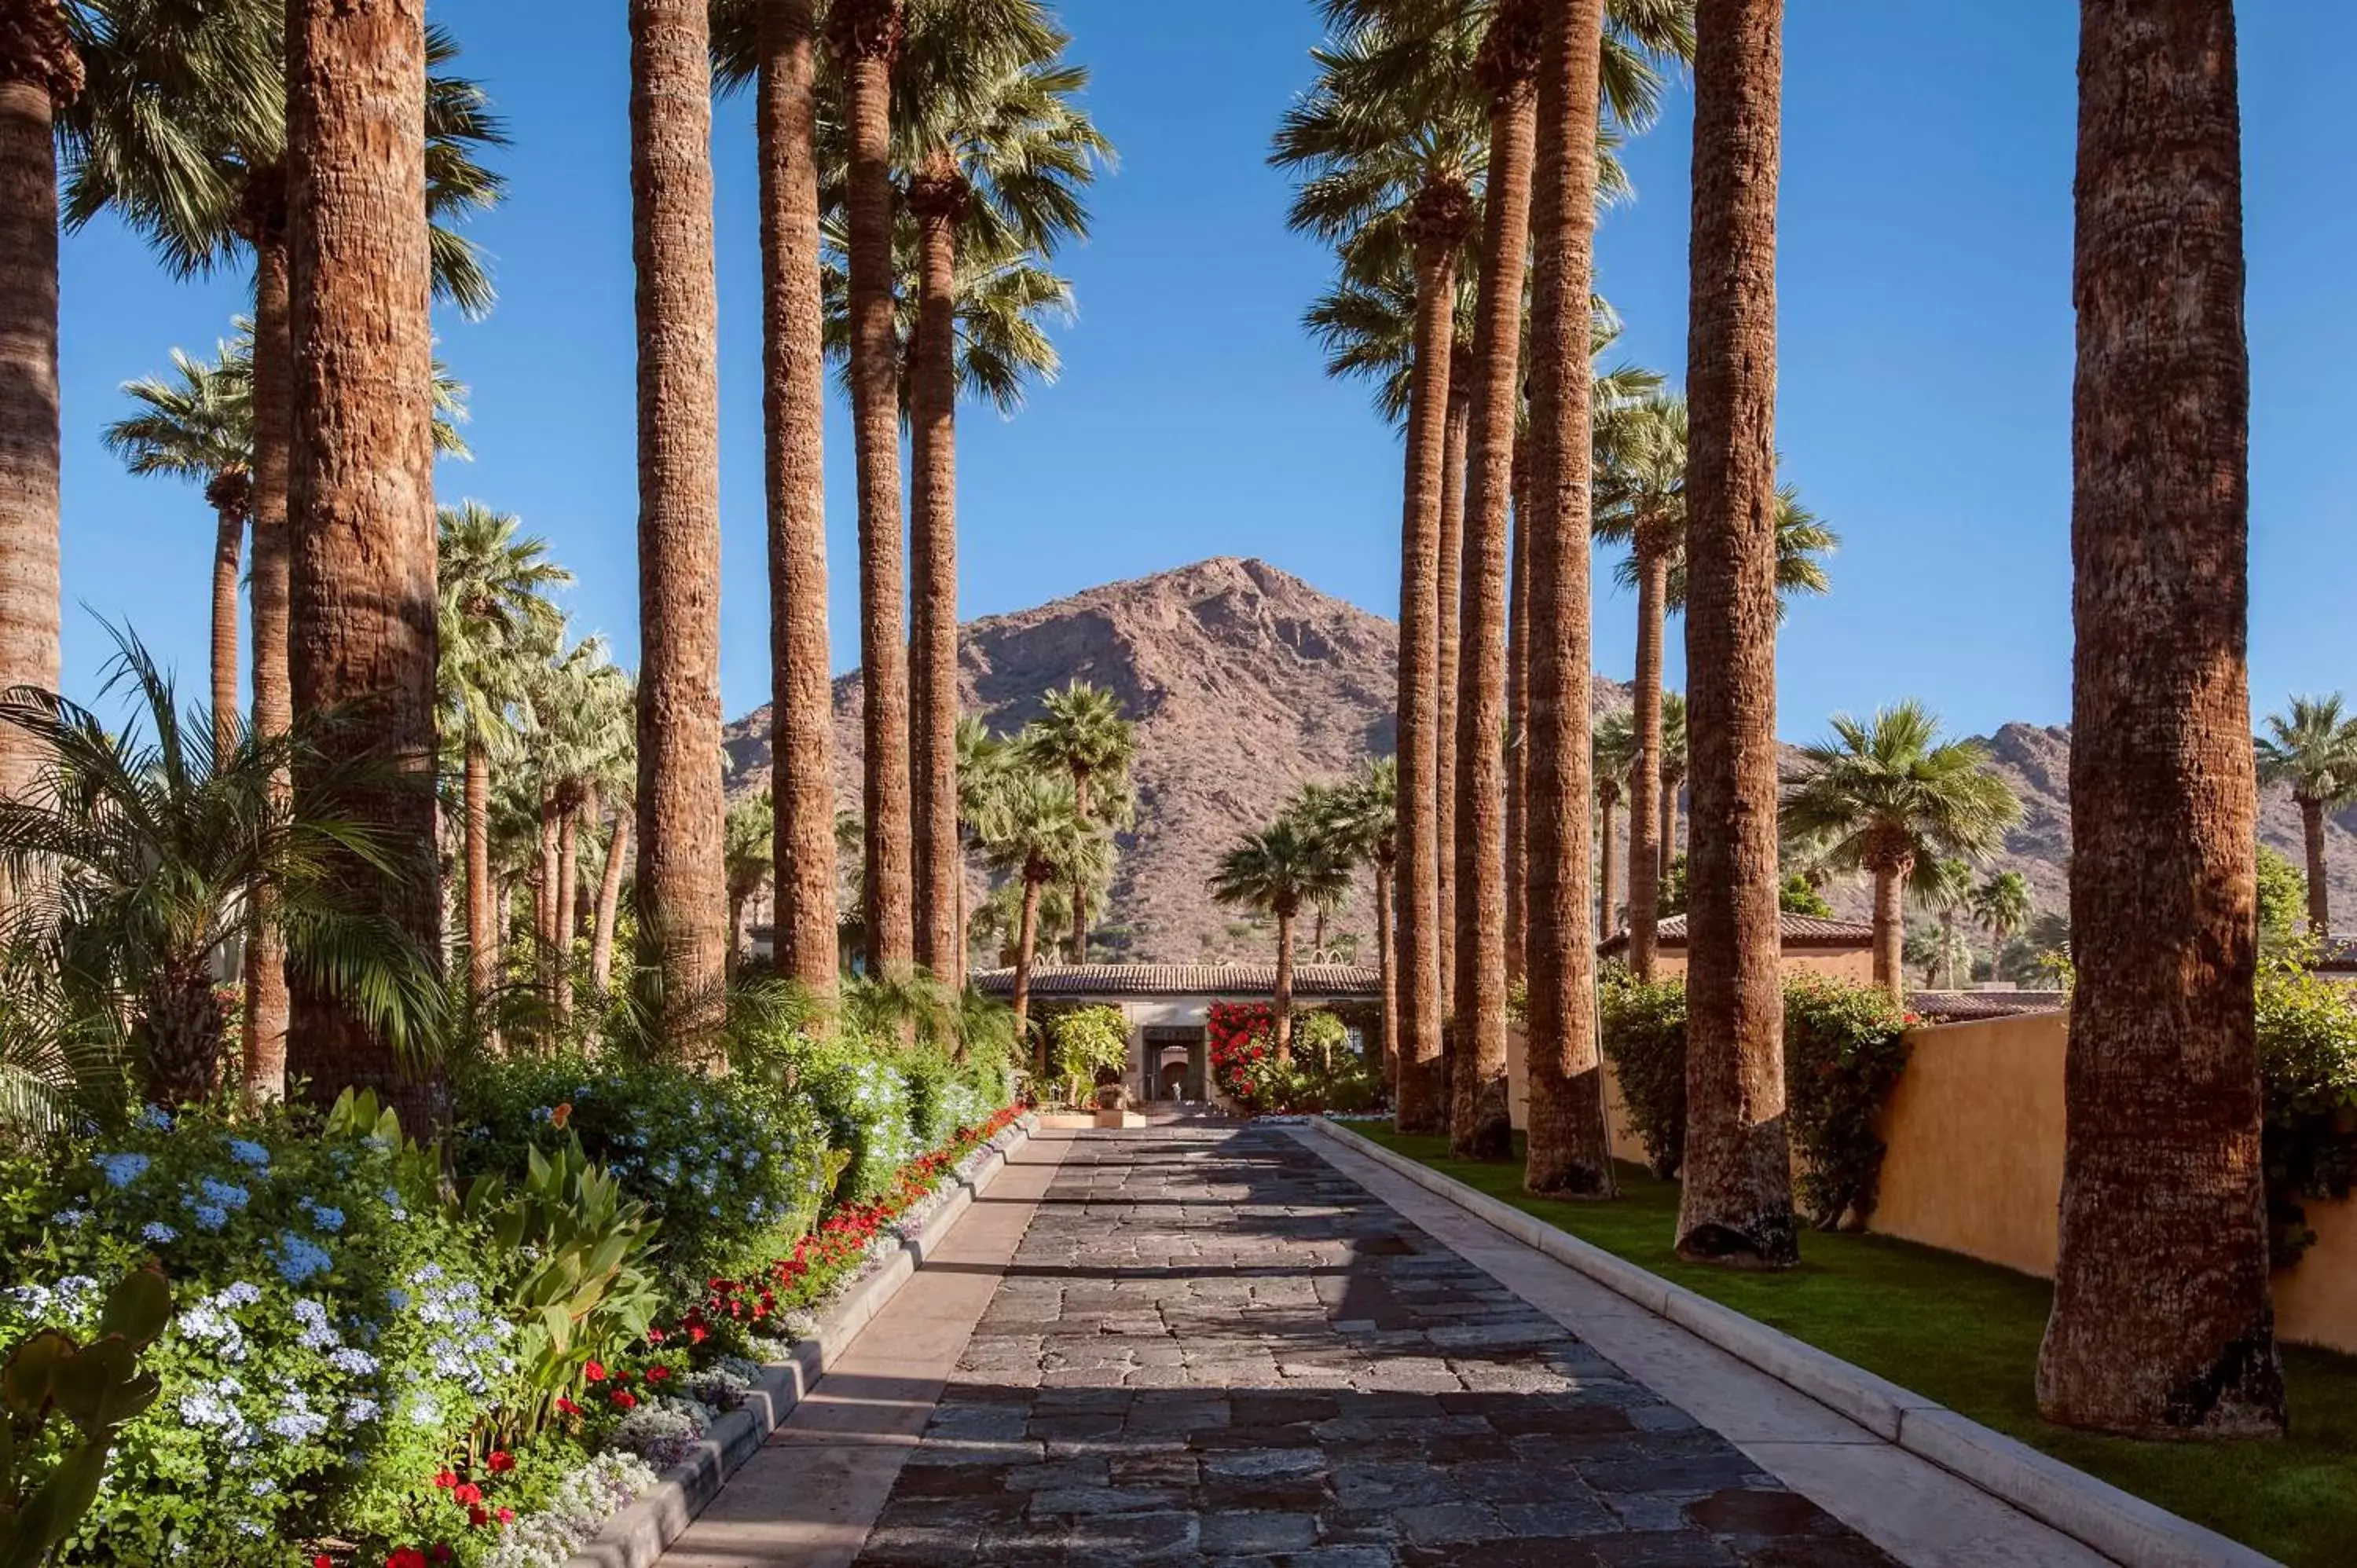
0 1266 171 1566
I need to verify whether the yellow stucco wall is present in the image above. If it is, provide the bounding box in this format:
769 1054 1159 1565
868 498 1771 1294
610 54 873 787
1871 1009 2357 1355
1505 1022 1651 1166
1644 945 1876 984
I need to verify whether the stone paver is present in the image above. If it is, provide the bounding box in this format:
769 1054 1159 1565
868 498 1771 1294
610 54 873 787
855 1127 1894 1567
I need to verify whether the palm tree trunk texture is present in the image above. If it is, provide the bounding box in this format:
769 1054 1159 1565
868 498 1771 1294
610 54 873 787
830 0 915 980
1597 793 1618 944
2300 797 2330 936
631 0 731 1045
464 735 493 1002
759 0 840 998
1450 0 1539 1163
1673 0 1798 1268
284 0 444 1123
1012 871 1044 1061
909 159 966 982
240 220 293 1102
2036 0 2282 1438
1390 180 1473 1137
0 7 75 820
1503 437 1530 984
1375 857 1398 1093
1868 859 1905 1004
1273 906 1298 1061
1069 771 1093 962
1519 0 1611 1195
1659 769 1678 879
1625 546 1667 977
555 804 580 1024
209 500 244 764
590 809 630 994
1435 386 1471 1009
537 794 561 1002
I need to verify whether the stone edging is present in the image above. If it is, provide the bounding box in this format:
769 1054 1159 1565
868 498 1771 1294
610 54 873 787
563 1113 1039 1568
1297 1116 2275 1568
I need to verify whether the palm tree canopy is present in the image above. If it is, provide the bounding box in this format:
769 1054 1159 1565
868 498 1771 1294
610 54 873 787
1593 711 1637 803
102 339 252 491
1780 701 2024 895
436 501 572 753
1970 870 2033 942
1021 681 1135 802
820 217 1076 416
724 793 778 902
1657 691 1687 782
2256 694 2357 808
980 766 1105 888
1306 757 1399 870
1209 818 1351 923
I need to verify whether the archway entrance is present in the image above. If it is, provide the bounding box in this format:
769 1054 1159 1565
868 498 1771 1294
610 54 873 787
1142 1026 1206 1101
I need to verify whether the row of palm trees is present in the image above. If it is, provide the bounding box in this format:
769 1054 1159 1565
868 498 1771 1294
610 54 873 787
1278 0 2284 1441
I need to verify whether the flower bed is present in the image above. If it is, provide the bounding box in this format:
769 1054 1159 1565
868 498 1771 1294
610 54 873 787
0 1047 1024 1567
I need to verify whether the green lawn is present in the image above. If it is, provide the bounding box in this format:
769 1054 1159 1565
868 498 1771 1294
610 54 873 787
1355 1126 2357 1568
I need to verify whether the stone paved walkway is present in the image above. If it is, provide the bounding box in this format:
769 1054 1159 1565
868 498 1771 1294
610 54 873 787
855 1126 1895 1566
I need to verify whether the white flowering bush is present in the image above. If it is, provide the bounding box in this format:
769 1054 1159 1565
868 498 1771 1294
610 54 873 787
790 1039 921 1203
477 1450 658 1568
607 1394 709 1469
0 1101 516 1565
903 1050 1001 1152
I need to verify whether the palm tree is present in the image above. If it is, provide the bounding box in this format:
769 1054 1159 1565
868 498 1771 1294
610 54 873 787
1917 855 1974 990
526 643 631 1025
102 342 252 760
585 676 638 998
1210 819 1351 1059
0 634 436 1105
632 0 730 1051
1780 702 2022 1006
2037 0 2282 1439
1655 689 1687 881
713 0 835 1001
1310 758 1400 1093
724 793 776 976
979 764 1100 1054
1593 711 1635 942
436 502 569 1011
1019 680 1135 961
828 0 916 982
1968 869 2031 981
2256 694 2357 936
1673 0 1792 1267
893 0 1109 980
953 715 1013 973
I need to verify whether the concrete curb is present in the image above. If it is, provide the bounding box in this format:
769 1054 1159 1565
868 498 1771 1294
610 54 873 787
1298 1116 2276 1568
564 1113 1039 1568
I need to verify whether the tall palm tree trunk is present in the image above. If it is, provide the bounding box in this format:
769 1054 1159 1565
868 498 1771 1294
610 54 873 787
1503 438 1530 983
909 156 966 982
759 0 839 998
1659 767 1678 879
284 0 444 1124
464 733 493 1002
590 809 630 993
537 792 561 1003
1273 906 1297 1061
1374 856 1398 1093
1625 545 1667 976
1391 178 1473 1137
1869 859 1905 1006
830 0 915 981
1520 0 1611 1195
1012 871 1044 1062
631 0 730 1047
1450 0 1539 1164
1069 771 1093 962
1435 385 1470 1009
240 208 293 1102
2037 0 2282 1438
0 5 75 822
2300 797 2330 936
555 803 580 1023
207 493 246 764
1597 793 1618 943
1673 0 1797 1268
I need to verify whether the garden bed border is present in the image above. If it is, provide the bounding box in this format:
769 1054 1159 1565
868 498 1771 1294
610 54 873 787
1299 1115 2275 1568
563 1111 1038 1568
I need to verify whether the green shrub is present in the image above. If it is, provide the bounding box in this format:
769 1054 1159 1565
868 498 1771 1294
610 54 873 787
1598 975 1688 1178
1274 1011 1385 1114
1783 975 1911 1230
785 1035 920 1204
902 1050 1004 1152
2256 951 2357 1266
0 1266 170 1566
1051 1006 1129 1106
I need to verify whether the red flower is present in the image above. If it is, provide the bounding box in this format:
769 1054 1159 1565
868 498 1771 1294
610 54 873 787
613 1390 639 1411
688 1324 708 1344
316 1558 335 1568
431 1548 453 1564
387 1552 427 1568
646 1326 667 1344
431 1470 456 1490
583 1361 607 1383
453 1482 482 1506
647 1365 671 1382
467 1505 489 1529
497 1508 516 1525
486 1450 515 1474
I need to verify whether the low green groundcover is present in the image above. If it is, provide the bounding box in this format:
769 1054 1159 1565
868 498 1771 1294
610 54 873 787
1356 1127 2357 1568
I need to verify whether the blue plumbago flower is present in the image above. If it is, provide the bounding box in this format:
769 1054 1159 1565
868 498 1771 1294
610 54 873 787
140 1220 178 1245
343 1396 380 1426
531 1105 552 1122
248 1478 278 1498
328 1347 378 1377
189 1202 230 1233
298 1197 346 1233
91 1152 151 1189
49 1207 90 1229
52 1276 101 1315
220 1281 262 1308
137 1104 174 1130
270 1233 333 1286
225 1138 272 1170
5 1284 55 1316
404 1390 440 1427
196 1178 251 1210
292 1298 339 1351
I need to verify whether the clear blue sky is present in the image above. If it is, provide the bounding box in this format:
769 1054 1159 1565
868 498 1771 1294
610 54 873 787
53 0 2357 742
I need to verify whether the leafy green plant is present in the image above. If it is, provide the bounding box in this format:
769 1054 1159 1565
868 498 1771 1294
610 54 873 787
1050 1006 1128 1106
1783 976 1911 1229
2256 949 2357 1266
1597 973 1688 1178
0 1266 170 1567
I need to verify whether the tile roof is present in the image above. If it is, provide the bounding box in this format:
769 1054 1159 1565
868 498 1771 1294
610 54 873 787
1908 989 2068 1023
1597 911 1875 955
970 962 1383 999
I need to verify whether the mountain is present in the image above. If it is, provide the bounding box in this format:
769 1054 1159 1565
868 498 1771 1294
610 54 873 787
722 556 1626 962
720 556 2357 960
